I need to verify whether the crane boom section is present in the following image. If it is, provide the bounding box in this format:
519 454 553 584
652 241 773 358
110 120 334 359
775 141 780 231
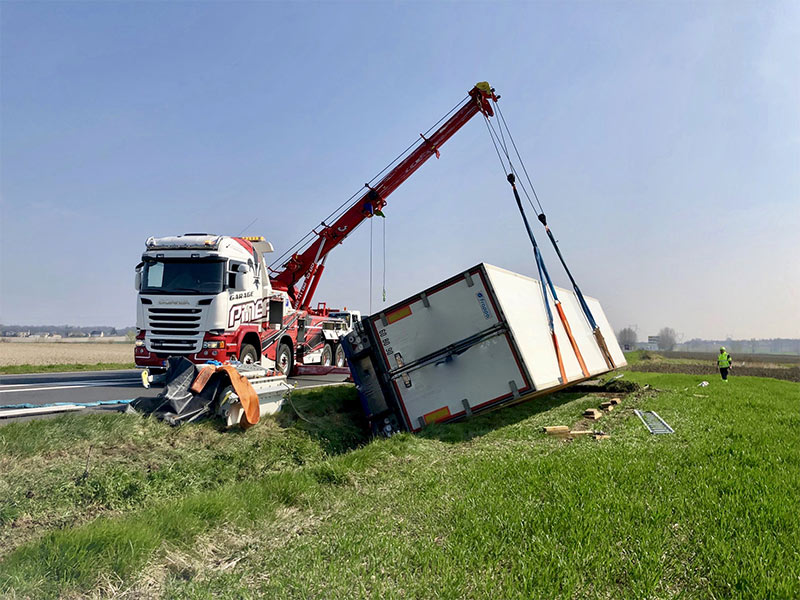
271 83 497 309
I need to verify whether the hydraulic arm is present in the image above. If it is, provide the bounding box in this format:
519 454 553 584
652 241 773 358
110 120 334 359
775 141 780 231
271 82 497 310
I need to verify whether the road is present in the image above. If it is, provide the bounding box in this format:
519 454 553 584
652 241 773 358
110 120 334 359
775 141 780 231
0 369 350 423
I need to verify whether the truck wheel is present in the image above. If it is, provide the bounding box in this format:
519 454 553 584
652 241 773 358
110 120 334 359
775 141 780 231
239 343 259 365
276 342 293 375
335 344 346 367
320 343 334 366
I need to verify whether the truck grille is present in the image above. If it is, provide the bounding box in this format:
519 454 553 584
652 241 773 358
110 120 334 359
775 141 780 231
146 308 203 353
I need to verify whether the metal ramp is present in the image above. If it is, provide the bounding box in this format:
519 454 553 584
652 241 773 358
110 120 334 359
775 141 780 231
634 409 674 434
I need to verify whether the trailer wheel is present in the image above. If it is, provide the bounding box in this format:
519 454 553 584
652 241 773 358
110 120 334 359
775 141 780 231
335 344 346 367
217 384 237 410
239 343 259 365
320 343 334 366
276 342 293 375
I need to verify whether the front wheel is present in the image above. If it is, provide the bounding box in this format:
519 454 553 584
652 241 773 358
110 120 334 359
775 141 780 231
335 344 346 367
320 343 334 366
239 343 259 365
276 342 293 375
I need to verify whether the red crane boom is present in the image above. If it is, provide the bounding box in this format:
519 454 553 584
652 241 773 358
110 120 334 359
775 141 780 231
271 82 498 310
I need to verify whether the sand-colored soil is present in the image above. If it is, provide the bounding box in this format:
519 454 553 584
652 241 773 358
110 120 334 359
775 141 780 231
0 342 134 366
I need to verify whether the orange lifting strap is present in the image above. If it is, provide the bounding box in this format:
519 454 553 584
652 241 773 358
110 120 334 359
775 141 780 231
190 365 261 427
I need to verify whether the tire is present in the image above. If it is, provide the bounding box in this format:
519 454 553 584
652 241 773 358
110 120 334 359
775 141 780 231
276 342 293 375
320 343 334 366
335 344 346 367
216 384 237 409
239 343 259 365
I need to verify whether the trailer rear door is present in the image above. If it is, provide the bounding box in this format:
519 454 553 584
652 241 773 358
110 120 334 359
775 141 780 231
366 267 532 431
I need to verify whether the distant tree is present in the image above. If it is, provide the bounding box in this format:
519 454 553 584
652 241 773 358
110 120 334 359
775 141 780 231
658 327 677 351
617 327 637 349
125 330 136 342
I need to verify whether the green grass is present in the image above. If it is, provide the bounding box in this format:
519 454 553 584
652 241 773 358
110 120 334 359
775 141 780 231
1 374 799 598
0 362 136 374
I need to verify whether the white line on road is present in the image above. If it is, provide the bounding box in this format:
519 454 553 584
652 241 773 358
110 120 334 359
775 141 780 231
0 377 138 388
0 382 140 394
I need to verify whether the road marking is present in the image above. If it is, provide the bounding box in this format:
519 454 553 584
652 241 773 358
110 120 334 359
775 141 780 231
0 382 140 394
0 378 139 389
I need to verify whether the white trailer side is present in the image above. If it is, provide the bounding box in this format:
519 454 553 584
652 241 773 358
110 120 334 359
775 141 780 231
343 263 625 433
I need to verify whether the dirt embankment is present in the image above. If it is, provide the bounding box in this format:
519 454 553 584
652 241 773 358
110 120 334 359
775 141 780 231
630 361 800 383
0 342 134 366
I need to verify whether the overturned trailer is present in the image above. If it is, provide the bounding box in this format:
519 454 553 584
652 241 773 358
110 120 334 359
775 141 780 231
342 263 626 434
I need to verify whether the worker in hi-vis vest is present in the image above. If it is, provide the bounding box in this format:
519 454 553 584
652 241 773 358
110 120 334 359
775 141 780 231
717 347 733 381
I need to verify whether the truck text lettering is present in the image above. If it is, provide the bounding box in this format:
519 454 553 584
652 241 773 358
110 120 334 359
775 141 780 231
228 299 268 329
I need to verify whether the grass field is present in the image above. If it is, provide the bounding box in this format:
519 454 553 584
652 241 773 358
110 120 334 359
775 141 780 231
0 342 134 370
626 350 800 383
0 362 136 374
1 370 798 598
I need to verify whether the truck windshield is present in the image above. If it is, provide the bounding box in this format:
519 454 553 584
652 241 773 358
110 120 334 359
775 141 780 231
141 259 224 294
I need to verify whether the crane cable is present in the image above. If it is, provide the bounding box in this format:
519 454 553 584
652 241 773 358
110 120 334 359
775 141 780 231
369 216 373 315
484 112 569 379
383 217 386 304
507 173 567 383
483 112 590 379
484 100 616 370
495 102 614 368
367 203 388 312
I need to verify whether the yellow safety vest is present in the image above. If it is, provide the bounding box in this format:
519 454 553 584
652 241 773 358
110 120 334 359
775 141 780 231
717 353 731 368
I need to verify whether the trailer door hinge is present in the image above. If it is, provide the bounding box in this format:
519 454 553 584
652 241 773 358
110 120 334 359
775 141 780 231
462 399 473 417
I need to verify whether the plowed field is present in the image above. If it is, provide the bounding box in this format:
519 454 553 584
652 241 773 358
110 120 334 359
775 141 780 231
0 343 133 366
630 361 800 382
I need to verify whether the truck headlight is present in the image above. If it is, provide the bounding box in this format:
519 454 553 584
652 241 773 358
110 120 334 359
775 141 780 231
135 340 145 347
203 341 226 349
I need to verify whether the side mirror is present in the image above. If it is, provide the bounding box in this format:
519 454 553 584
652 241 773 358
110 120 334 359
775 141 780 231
134 263 143 291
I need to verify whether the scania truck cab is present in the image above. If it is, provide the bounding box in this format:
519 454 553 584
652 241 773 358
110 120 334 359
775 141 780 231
134 234 353 375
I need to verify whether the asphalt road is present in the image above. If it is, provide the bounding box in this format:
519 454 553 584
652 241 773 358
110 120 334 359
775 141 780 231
0 369 351 423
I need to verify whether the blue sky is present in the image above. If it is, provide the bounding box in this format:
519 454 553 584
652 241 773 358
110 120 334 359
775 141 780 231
1 1 798 339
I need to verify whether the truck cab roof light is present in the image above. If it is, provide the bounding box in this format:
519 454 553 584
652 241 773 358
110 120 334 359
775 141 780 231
144 235 223 251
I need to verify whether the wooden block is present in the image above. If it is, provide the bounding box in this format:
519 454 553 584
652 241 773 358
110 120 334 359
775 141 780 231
569 430 595 436
583 409 602 420
543 426 570 435
599 401 613 409
602 405 615 412
593 433 610 440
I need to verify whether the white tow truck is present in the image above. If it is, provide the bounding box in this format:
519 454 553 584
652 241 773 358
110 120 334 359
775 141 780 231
134 234 358 376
